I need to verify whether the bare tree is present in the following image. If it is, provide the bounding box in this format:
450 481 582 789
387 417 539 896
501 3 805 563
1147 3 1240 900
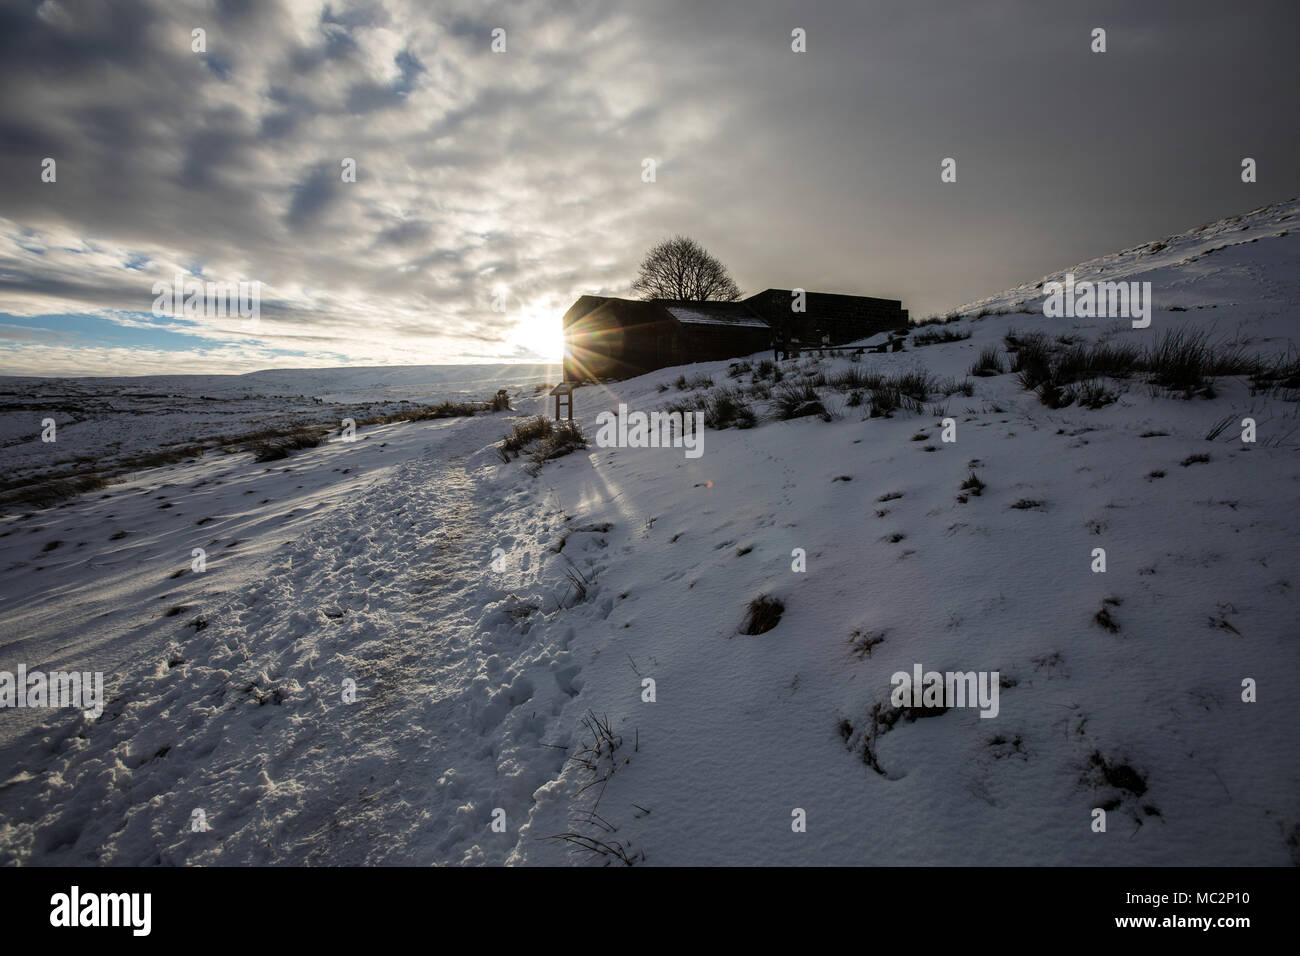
630 235 742 302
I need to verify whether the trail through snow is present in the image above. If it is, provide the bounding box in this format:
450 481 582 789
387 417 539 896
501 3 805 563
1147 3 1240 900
0 413 579 865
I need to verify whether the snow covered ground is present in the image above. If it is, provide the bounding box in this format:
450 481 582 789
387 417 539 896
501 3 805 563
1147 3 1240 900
0 201 1296 865
0 363 559 489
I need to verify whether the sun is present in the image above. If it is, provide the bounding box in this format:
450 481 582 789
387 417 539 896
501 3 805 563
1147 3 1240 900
506 302 565 361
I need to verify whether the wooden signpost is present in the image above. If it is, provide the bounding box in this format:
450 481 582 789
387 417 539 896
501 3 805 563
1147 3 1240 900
550 382 575 421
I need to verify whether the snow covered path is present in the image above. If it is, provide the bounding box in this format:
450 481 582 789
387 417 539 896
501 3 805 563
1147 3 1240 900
0 410 583 865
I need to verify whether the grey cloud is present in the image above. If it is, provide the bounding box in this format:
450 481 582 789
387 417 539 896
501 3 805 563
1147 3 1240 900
286 162 344 231
0 0 1295 376
375 219 434 247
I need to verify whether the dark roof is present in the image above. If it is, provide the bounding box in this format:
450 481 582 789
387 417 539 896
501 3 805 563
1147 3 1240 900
654 299 770 328
561 294 611 325
652 299 756 315
564 290 908 332
743 288 905 325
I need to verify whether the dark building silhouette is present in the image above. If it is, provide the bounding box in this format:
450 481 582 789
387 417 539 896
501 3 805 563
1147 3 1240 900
562 289 909 382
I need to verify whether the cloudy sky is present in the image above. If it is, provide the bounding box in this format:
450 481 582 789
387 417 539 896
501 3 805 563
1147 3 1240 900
0 0 1296 377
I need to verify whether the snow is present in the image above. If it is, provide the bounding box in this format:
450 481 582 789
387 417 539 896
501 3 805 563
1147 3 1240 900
947 200 1298 327
1 200 1297 865
0 363 559 490
847 330 897 348
667 306 769 328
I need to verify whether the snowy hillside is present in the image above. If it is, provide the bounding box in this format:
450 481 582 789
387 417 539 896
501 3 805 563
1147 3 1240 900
947 199 1297 330
0 201 1296 865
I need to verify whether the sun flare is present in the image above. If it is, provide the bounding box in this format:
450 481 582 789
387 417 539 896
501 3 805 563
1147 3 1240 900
507 303 565 361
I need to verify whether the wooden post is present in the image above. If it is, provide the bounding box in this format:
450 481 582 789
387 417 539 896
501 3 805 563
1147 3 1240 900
550 382 574 420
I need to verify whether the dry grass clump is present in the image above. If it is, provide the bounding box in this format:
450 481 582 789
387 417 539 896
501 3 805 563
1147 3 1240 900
740 593 784 635
499 417 588 471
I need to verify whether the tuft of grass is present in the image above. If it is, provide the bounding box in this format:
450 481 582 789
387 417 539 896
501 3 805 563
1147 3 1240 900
740 594 784 635
1250 349 1300 399
674 373 713 391
1089 750 1147 796
0 473 108 513
848 628 886 659
547 830 639 865
1144 327 1255 397
892 370 936 400
408 400 483 421
1180 453 1210 467
1094 598 1122 633
959 472 986 496
249 426 327 462
970 345 1005 377
772 382 827 420
1059 341 1143 380
501 416 555 458
561 562 591 605
1005 328 1048 358
528 421 587 471
826 366 871 390
827 368 935 414
1204 415 1234 441
911 326 971 347
704 388 757 429
1068 379 1118 409
1015 336 1140 408
498 416 586 470
1014 327 1264 406
868 387 898 418
913 313 966 327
